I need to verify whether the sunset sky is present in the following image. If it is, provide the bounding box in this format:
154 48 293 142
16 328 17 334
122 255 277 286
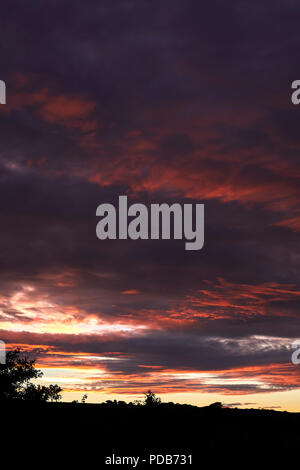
1 1 300 410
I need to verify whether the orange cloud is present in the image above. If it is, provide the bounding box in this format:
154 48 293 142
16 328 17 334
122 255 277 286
121 290 140 295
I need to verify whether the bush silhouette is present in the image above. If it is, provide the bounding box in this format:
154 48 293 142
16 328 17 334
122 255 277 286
0 348 62 401
208 401 223 408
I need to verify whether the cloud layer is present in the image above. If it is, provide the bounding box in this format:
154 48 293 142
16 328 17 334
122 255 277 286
0 1 300 401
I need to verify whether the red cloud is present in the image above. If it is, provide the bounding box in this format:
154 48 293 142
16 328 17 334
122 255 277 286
2 77 98 133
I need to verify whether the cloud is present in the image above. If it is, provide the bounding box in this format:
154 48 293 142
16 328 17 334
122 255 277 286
0 0 300 400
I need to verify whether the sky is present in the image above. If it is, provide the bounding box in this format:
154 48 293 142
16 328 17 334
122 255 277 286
0 0 300 410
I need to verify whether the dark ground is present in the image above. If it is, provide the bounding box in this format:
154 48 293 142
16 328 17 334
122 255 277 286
2 401 299 466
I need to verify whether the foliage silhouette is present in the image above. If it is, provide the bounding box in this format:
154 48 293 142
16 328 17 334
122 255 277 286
0 348 62 401
143 390 162 407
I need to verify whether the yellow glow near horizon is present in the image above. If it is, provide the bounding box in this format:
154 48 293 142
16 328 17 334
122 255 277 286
59 389 300 412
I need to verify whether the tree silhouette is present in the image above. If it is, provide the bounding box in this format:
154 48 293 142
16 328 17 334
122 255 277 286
143 390 161 407
22 383 62 402
0 348 62 401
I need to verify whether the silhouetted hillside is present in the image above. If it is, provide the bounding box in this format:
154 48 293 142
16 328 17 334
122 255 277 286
2 400 299 466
